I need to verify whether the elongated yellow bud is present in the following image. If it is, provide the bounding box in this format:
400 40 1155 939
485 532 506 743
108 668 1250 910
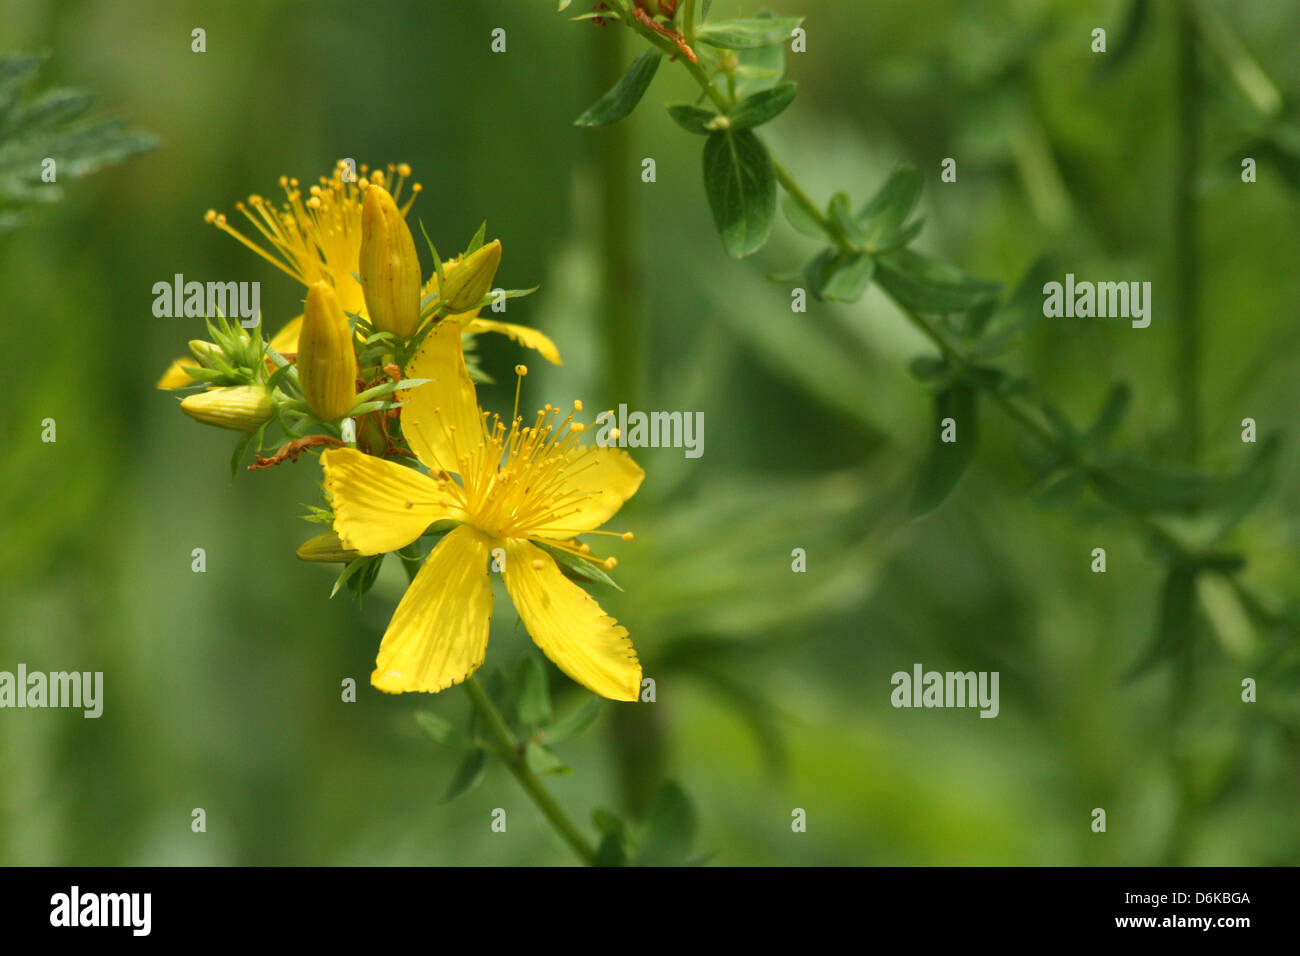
360 184 421 338
440 240 502 315
180 385 273 431
296 530 361 563
299 281 359 421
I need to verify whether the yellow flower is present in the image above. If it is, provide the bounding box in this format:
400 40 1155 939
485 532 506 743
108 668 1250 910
159 161 560 389
321 320 643 700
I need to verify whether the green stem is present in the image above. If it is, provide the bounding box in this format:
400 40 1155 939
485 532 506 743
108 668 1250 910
592 9 669 819
1166 0 1206 865
398 544 597 865
462 676 598 865
1174 1 1202 464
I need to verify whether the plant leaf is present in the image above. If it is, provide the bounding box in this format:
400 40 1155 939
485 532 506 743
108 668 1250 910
875 248 1002 314
667 103 721 135
1126 565 1196 681
702 128 776 258
697 17 803 49
544 697 602 744
442 748 488 803
574 51 662 127
728 82 797 129
911 384 978 516
634 781 698 866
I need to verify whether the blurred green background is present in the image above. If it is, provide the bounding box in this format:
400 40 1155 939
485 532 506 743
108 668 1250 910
2 0 1298 865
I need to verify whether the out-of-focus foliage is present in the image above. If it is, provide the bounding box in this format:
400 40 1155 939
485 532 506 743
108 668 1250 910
2 0 1299 865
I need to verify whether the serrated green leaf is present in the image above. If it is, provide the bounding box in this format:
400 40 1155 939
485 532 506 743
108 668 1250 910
728 82 797 129
575 51 662 127
697 17 802 49
442 748 488 803
911 384 978 516
702 128 776 258
1126 564 1196 681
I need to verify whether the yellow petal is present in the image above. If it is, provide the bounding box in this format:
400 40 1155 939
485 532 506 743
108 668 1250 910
465 318 563 365
322 447 465 555
503 539 641 701
156 356 198 390
268 315 303 355
401 317 482 474
525 446 644 538
372 525 495 694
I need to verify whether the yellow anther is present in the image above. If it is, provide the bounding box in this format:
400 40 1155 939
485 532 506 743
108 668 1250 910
621 532 634 541
532 559 545 570
604 557 618 570
515 364 528 376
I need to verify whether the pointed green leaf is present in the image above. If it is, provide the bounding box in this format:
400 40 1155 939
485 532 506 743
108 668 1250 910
729 82 797 129
415 711 471 750
820 252 875 303
442 748 488 802
911 384 978 516
702 128 776 258
524 740 572 775
544 697 602 744
856 164 922 247
575 51 662 127
1126 565 1196 681
875 248 1002 314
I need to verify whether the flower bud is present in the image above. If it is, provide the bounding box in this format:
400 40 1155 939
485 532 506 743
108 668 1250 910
180 385 273 431
296 530 361 563
188 339 224 368
299 281 359 421
360 183 422 338
439 240 501 315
